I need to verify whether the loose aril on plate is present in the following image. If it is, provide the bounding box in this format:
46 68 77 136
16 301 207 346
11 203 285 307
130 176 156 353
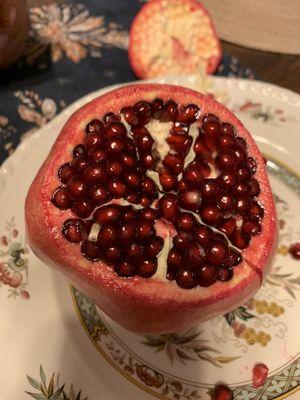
25 83 276 334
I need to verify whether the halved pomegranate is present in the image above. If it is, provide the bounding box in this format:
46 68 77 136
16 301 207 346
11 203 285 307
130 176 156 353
25 83 276 334
129 0 222 78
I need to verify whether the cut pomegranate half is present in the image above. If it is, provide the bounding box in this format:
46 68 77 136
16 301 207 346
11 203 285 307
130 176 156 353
129 0 222 78
25 83 276 334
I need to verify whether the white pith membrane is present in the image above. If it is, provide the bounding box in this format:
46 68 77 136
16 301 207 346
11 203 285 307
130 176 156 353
52 100 264 289
129 0 221 78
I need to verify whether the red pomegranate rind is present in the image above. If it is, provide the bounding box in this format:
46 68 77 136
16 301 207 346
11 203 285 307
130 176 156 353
252 363 269 388
25 83 276 334
129 0 222 78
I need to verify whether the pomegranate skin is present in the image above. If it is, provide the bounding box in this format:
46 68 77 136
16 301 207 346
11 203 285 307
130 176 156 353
25 83 276 334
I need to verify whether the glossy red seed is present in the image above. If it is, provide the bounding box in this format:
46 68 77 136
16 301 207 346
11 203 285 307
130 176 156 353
159 170 178 191
58 163 76 184
119 222 136 245
163 153 184 175
221 122 235 136
200 205 222 226
177 104 199 124
236 196 251 215
108 178 127 198
125 172 140 187
158 194 179 222
233 145 247 164
103 112 121 125
135 132 154 152
235 182 251 196
250 201 264 219
116 260 135 277
86 119 105 134
121 153 136 169
106 137 125 155
167 248 183 272
81 220 94 239
145 237 164 257
176 268 197 289
137 221 155 241
138 258 157 278
71 156 89 173
105 121 127 138
237 165 251 181
134 101 152 124
252 363 269 389
106 160 123 176
178 180 188 193
194 160 211 177
87 148 107 164
222 247 242 268
126 242 144 260
193 136 211 160
218 171 237 190
202 115 220 150
98 223 118 247
83 164 106 184
194 225 214 247
140 193 152 207
62 219 83 243
66 176 87 200
231 230 250 249
141 176 157 196
176 212 197 230
242 218 261 236
81 241 100 261
208 242 228 265
173 230 193 250
182 165 204 188
218 267 233 282
217 217 237 236
121 106 139 126
89 184 109 205
198 265 218 287
83 132 103 150
215 149 237 170
52 186 71 209
180 190 202 212
141 153 156 169
160 100 178 121
123 206 138 221
73 144 87 158
71 199 94 218
93 204 123 224
167 132 192 154
103 246 122 264
212 384 233 400
152 98 164 119
247 157 257 173
200 179 219 201
289 243 300 260
218 134 235 149
126 192 140 204
217 193 236 212
214 232 228 244
188 243 206 267
249 178 260 197
139 207 158 221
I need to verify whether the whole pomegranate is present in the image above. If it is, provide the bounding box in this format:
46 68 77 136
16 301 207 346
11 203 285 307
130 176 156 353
25 84 276 333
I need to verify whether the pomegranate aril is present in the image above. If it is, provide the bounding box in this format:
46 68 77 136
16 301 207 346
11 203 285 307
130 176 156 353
58 163 76 184
137 221 155 241
89 184 109 205
119 222 136 245
200 179 219 201
83 164 106 184
141 153 156 169
93 204 123 224
233 145 247 164
103 246 122 264
116 260 135 277
98 223 118 247
215 149 237 170
81 241 100 261
163 153 184 175
138 258 157 278
86 119 104 134
135 132 154 152
250 201 264 219
217 193 235 212
52 186 71 209
71 200 94 218
82 220 94 238
103 112 121 124
123 206 138 221
236 196 251 215
188 244 206 267
160 100 178 122
140 193 153 207
252 363 269 389
158 194 179 222
167 270 175 281
121 153 136 169
159 170 178 192
121 106 139 126
134 101 152 124
202 114 220 150
217 217 237 236
145 237 164 257
208 242 228 265
218 171 237 190
221 122 235 136
231 230 250 249
247 157 257 173
71 156 89 173
173 230 193 251
194 225 214 247
177 104 199 124
126 242 144 260
62 219 83 243
73 144 87 158
237 165 251 181
105 121 127 138
195 160 211 177
235 182 251 196
249 178 260 197
126 192 140 204
212 384 233 400
141 176 157 196
176 269 197 289
108 178 128 198
66 176 87 200
139 207 158 221
180 190 202 212
176 212 197 230
125 172 140 187
152 98 164 119
198 265 218 287
200 205 222 226
222 247 242 268
218 134 235 149
167 132 192 155
214 232 228 244
106 160 123 176
106 137 125 155
218 266 233 282
167 248 183 272
183 165 204 188
242 217 261 236
193 136 211 160
83 132 103 150
88 148 107 164
289 243 300 260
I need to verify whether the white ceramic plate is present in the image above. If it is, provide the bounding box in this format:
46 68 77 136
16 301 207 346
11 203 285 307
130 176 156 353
0 76 300 400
